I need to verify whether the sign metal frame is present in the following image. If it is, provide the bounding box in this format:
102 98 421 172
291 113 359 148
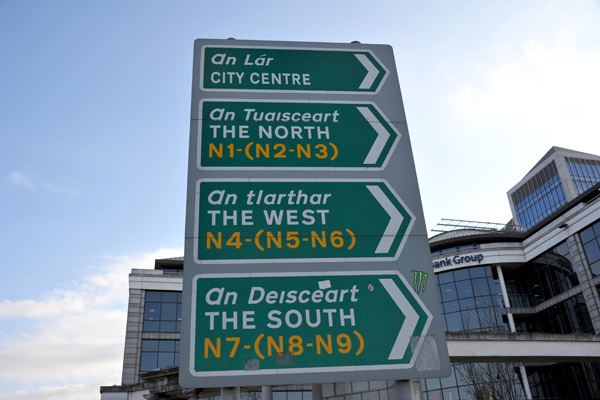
181 38 450 389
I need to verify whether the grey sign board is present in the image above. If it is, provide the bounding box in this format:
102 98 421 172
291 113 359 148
180 38 449 388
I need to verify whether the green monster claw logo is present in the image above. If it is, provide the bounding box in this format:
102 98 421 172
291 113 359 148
412 270 428 293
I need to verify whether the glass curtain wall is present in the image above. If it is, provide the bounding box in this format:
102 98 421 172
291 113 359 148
566 157 600 195
423 265 522 400
511 161 567 230
580 220 600 276
139 291 183 378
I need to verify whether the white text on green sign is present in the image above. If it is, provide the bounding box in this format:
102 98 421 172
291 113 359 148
194 179 414 264
198 100 400 170
190 271 432 380
201 46 389 93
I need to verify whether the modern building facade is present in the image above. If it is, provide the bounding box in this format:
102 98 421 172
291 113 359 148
101 147 600 400
426 147 600 399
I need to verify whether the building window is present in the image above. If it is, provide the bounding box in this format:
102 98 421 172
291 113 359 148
423 363 524 400
511 161 567 230
566 157 600 195
140 339 180 373
436 266 505 333
273 392 312 400
505 240 578 304
514 294 594 334
580 220 600 276
431 244 480 257
162 268 183 275
143 291 182 332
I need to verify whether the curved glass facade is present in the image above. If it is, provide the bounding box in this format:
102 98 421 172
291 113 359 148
424 265 520 399
566 157 600 195
436 266 506 333
505 241 579 306
581 220 600 276
511 161 567 230
426 235 599 399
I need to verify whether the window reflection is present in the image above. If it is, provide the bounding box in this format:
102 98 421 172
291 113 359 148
434 266 505 333
143 290 182 333
581 220 600 276
140 339 180 373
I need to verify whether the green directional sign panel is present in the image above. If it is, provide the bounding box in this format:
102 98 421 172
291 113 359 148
201 45 389 93
194 179 414 264
198 100 400 169
189 271 432 386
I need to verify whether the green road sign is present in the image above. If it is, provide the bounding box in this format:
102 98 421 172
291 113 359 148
189 271 432 386
200 45 389 93
194 179 414 264
198 100 400 170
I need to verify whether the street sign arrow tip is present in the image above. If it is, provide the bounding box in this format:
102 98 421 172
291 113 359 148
355 54 379 90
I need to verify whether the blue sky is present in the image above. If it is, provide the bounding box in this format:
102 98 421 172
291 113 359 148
1 1 600 398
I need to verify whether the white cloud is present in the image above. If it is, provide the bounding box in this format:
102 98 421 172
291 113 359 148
42 182 80 197
448 8 600 156
6 172 79 196
0 247 182 397
7 172 35 189
0 380 115 400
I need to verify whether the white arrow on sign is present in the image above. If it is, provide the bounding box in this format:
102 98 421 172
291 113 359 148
355 53 380 90
379 278 430 360
367 185 403 254
357 107 390 165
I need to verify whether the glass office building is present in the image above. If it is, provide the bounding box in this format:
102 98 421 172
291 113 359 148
508 147 600 230
426 147 600 399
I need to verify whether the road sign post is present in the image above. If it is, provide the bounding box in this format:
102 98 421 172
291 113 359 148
181 39 449 388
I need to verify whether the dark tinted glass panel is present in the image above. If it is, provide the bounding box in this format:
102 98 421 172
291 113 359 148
288 392 302 400
581 221 600 277
143 291 182 332
469 266 486 278
161 303 177 320
440 283 457 301
140 339 180 376
580 226 596 243
161 322 176 332
591 260 600 275
142 340 158 351
163 291 178 302
159 340 176 352
445 312 462 332
140 352 157 372
443 300 459 313
459 298 476 311
584 240 600 264
456 280 473 298
157 352 175 368
471 278 490 296
505 240 578 301
273 392 286 400
437 272 453 284
144 321 160 332
453 269 470 281
145 302 160 320
475 296 493 308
